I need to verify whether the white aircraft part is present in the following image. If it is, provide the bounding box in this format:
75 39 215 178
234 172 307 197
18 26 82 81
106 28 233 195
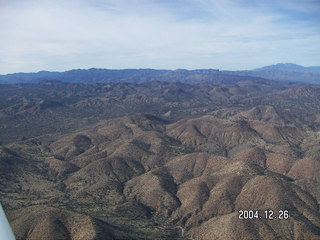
0 203 15 240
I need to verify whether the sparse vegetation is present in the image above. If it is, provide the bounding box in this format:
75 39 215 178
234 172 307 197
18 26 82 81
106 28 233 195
1 78 320 239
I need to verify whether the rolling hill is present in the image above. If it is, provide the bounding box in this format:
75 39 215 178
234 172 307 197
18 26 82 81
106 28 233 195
1 74 320 239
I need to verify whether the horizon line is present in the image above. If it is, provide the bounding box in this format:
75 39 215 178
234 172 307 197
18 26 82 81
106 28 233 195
1 62 320 75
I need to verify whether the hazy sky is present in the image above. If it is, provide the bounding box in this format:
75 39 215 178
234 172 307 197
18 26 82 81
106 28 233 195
1 0 319 73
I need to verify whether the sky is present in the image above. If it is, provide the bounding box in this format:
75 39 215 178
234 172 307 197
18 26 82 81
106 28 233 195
0 0 319 74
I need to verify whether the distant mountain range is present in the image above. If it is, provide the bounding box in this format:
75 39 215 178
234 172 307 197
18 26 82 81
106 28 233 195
0 63 319 84
224 63 320 83
254 63 320 72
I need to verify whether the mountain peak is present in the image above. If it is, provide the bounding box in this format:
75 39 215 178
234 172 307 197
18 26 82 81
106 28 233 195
254 63 305 71
252 63 320 75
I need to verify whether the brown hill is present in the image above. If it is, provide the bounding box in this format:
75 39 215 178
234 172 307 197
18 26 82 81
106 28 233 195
281 85 320 98
234 105 286 125
7 206 116 240
265 152 296 175
166 115 264 155
1 113 320 239
288 157 320 182
189 175 320 240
